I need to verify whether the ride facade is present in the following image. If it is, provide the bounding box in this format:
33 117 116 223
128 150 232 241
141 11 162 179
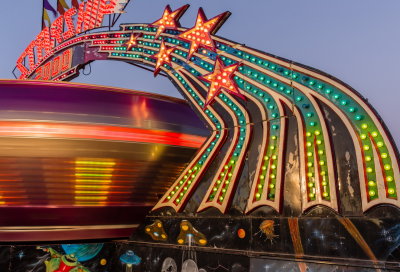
3 1 400 271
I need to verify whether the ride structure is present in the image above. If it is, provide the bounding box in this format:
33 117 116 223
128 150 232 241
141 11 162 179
9 1 400 271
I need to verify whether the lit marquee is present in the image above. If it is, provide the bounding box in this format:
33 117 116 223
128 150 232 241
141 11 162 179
150 4 189 39
178 8 230 59
151 40 176 76
33 48 73 80
201 57 244 107
35 27 52 61
16 0 129 79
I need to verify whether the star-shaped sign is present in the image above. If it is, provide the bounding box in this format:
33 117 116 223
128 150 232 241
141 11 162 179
123 33 141 51
150 4 189 40
201 58 244 107
178 8 230 59
151 40 176 76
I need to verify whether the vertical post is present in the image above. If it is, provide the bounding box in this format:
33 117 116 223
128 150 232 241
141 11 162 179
41 0 45 29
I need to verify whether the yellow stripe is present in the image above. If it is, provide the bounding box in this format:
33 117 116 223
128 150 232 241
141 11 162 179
59 0 70 9
288 218 307 272
337 217 378 263
43 9 51 27
75 196 108 200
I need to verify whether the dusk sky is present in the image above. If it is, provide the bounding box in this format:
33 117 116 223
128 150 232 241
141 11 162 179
0 0 399 147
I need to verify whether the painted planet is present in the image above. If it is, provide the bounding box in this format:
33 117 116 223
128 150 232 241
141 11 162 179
61 243 104 262
100 258 107 266
237 228 246 239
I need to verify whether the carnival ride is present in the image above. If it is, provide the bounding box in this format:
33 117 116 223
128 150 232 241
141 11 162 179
0 80 207 241
2 0 400 271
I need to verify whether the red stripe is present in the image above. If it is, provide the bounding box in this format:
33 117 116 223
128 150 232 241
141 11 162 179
71 0 79 9
0 121 206 148
57 1 66 15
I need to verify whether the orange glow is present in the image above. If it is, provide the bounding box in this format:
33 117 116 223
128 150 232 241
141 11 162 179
131 97 150 127
0 191 26 194
0 196 27 199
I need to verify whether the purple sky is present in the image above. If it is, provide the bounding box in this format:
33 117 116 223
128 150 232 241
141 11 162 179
0 0 399 148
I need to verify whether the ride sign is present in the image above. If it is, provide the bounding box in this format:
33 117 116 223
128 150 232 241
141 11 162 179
16 0 128 79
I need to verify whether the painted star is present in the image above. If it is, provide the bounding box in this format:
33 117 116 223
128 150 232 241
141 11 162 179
201 57 244 107
123 33 141 51
151 40 176 76
178 8 230 59
17 251 25 260
150 4 189 39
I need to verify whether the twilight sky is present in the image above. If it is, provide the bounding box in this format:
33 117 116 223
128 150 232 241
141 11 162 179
0 0 399 147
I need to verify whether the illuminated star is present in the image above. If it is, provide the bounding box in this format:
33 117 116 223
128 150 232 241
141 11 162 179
201 57 244 107
179 8 230 59
123 33 141 51
150 4 189 39
151 40 176 76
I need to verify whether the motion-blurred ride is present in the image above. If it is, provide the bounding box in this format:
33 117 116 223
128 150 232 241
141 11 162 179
0 80 207 241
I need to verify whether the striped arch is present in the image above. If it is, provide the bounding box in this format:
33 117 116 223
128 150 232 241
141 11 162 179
23 9 399 214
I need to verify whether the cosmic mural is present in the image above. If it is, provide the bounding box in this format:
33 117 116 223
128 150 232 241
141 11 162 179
0 243 116 272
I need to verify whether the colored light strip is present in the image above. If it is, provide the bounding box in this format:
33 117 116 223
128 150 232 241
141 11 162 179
74 158 116 206
0 121 205 148
154 69 226 212
74 196 108 200
215 40 398 207
76 161 116 166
